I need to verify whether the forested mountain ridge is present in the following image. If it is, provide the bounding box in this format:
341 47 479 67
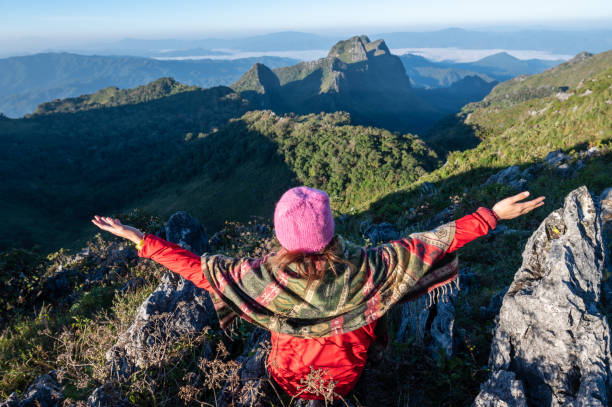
232 35 495 134
33 77 198 115
371 61 611 223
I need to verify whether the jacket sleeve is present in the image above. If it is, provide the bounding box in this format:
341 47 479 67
447 207 498 253
361 207 498 304
137 234 212 291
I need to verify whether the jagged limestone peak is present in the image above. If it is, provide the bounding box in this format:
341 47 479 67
231 62 280 94
327 35 391 63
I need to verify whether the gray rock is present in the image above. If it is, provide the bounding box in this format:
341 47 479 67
574 159 585 171
396 275 462 359
429 295 456 358
0 393 20 407
164 211 208 254
472 371 528 407
585 147 601 158
86 383 131 407
4 372 64 407
86 384 127 407
544 149 571 167
217 329 273 407
484 165 535 190
42 267 75 298
428 205 455 228
555 162 571 177
106 272 216 377
105 212 216 378
362 222 400 244
555 92 573 102
485 166 521 186
396 295 431 345
420 182 437 196
601 187 612 305
99 242 136 269
86 386 109 407
473 186 612 406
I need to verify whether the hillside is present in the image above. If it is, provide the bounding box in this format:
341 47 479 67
0 83 252 251
361 61 611 225
478 49 612 108
232 35 496 134
420 49 612 156
0 53 298 117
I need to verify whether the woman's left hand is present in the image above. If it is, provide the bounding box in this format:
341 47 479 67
91 215 144 244
492 191 545 220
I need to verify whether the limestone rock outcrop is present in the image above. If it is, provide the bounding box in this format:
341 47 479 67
472 186 612 406
105 211 215 378
163 210 209 255
395 268 469 359
0 372 63 407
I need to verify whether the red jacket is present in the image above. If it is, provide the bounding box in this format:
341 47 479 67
137 207 497 399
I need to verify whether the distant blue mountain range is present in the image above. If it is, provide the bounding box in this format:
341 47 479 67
39 28 611 58
400 51 563 88
0 53 298 117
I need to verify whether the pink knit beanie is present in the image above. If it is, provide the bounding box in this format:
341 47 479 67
274 186 335 253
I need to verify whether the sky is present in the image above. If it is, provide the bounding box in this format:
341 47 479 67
0 0 610 56
1 0 611 42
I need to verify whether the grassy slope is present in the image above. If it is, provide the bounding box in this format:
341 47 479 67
480 50 612 107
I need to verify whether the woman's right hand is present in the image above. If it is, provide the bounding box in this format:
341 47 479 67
492 191 545 220
91 215 144 244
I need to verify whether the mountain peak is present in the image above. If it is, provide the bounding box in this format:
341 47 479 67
327 35 390 63
571 51 594 63
231 63 280 94
475 52 519 64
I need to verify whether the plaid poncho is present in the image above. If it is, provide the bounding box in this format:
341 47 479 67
201 221 458 338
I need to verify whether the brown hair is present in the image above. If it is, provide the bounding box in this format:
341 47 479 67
266 237 355 283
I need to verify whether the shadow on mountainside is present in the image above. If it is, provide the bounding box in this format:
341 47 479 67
422 112 482 157
0 93 299 253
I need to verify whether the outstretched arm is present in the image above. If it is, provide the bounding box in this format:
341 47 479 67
90 216 211 290
365 191 545 303
447 191 545 252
